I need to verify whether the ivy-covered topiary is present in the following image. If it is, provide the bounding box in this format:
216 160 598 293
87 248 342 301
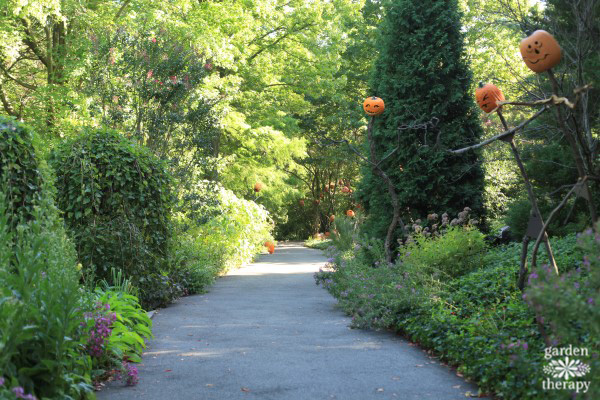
50 128 174 285
0 116 43 227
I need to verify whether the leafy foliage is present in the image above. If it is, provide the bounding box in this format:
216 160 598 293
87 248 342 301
400 227 487 279
317 226 590 399
50 128 174 286
173 182 274 280
0 116 43 228
0 185 93 399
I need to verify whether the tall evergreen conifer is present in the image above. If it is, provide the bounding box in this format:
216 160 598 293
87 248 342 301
358 0 485 240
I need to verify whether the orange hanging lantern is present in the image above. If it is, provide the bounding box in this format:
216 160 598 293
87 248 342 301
254 182 263 192
346 210 355 218
341 186 350 193
519 30 562 73
329 215 335 222
363 96 385 116
475 83 505 113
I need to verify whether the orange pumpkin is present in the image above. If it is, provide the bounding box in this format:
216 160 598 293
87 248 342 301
346 210 355 218
519 30 561 73
329 215 335 222
265 241 275 254
475 83 505 113
363 96 385 116
254 182 263 192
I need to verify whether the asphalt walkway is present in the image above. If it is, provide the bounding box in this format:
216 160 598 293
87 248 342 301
97 242 480 400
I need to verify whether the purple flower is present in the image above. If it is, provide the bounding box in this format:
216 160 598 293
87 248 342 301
574 282 580 289
522 342 528 350
123 362 139 386
327 258 334 263
0 376 4 386
588 298 595 305
12 387 25 397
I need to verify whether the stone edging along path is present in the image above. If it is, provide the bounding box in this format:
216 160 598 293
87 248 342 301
97 242 482 400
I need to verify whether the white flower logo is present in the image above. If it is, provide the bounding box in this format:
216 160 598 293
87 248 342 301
544 357 590 380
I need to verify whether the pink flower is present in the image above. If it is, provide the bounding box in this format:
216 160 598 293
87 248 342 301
204 63 213 71
170 76 177 84
147 70 153 79
151 37 157 43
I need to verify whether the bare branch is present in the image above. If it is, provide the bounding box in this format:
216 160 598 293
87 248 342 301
0 80 18 116
115 0 132 21
449 107 548 154
0 63 38 90
20 19 48 68
531 177 588 269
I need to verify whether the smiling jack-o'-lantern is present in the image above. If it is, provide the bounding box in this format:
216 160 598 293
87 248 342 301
363 96 385 116
475 83 505 113
519 30 561 73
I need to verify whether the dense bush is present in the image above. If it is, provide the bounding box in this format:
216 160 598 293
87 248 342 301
172 181 273 292
524 224 600 398
0 116 43 228
50 128 174 286
400 227 487 278
316 224 591 399
358 0 485 241
0 185 93 399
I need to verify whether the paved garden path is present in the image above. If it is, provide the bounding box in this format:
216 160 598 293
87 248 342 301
97 242 481 400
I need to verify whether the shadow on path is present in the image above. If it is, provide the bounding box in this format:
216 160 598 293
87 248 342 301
97 242 482 400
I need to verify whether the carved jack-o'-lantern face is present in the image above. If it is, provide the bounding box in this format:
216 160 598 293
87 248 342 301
520 30 561 73
363 96 385 116
475 83 505 113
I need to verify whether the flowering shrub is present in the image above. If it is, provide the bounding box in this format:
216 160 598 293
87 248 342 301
0 377 37 400
524 223 600 398
81 287 151 387
316 217 593 399
83 303 117 357
172 182 273 285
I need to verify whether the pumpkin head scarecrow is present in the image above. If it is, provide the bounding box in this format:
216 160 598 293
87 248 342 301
363 96 385 116
519 30 561 73
475 83 505 113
